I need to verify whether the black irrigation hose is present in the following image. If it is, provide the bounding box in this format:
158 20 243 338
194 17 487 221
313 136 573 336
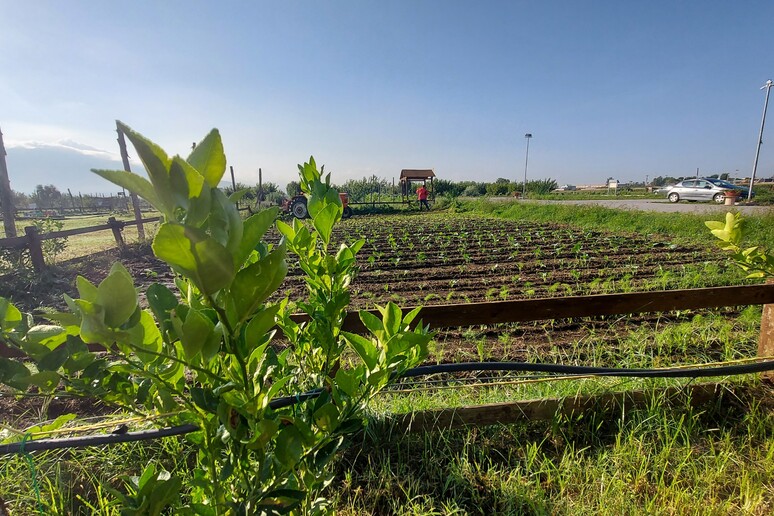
0 389 324 455
399 360 774 379
1 361 772 455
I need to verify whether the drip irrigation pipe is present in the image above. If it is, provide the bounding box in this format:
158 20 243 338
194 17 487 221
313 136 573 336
399 360 774 378
0 389 323 455
1 361 772 455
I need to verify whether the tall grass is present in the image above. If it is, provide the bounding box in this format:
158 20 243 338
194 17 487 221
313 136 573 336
450 199 774 250
0 433 193 515
330 383 774 514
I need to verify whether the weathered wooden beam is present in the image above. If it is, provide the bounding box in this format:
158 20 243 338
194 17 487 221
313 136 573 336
116 122 145 240
0 217 161 245
0 127 17 239
3 285 774 358
335 284 774 332
24 226 45 272
390 383 722 433
107 217 125 248
759 281 774 380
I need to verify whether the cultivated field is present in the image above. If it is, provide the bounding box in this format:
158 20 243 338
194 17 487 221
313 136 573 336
1 206 772 514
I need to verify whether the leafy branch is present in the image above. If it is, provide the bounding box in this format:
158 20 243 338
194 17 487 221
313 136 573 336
706 212 774 279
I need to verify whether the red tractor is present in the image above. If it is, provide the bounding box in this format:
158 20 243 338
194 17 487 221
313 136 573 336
281 192 353 219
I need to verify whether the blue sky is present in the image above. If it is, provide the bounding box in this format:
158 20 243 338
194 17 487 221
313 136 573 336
1 1 773 194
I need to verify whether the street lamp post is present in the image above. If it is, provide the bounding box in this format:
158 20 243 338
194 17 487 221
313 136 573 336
749 79 773 201
523 133 532 196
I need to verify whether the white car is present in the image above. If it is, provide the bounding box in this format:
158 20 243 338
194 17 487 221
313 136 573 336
664 178 752 203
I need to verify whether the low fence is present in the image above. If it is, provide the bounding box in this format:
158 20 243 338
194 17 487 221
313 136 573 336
1 284 772 452
0 216 161 271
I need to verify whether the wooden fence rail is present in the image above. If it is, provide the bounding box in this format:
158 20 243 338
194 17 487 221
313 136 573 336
2 284 773 360
0 283 772 432
0 216 161 271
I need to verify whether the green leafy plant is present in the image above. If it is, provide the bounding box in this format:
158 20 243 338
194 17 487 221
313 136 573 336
0 123 431 514
32 217 68 263
706 212 774 278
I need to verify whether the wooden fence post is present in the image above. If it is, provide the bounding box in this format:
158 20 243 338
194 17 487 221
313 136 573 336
0 127 18 238
108 217 125 248
116 122 145 240
24 226 45 272
760 279 774 380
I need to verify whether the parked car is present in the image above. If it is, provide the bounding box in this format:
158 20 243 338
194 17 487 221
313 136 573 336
664 178 753 203
554 184 576 191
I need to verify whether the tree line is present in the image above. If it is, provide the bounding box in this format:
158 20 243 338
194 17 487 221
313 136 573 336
1 176 562 215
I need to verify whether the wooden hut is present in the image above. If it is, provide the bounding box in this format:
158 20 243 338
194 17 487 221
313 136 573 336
400 169 436 202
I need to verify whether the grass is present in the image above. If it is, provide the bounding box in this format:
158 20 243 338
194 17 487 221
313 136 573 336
372 307 763 415
1 304 768 514
447 199 774 250
0 430 192 515
330 382 774 515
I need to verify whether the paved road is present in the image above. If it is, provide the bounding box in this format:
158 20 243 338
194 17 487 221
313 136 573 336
508 198 772 215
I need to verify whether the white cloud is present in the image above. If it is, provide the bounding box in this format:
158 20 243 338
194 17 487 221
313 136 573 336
6 139 120 161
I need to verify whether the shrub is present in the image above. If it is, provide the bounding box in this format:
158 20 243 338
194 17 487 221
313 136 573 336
0 123 432 513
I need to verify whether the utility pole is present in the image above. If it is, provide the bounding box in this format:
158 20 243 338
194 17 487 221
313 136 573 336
0 127 17 238
258 168 262 210
116 121 145 240
523 133 532 196
749 80 773 201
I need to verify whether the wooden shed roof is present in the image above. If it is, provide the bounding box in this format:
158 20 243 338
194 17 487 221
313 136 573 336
400 169 436 181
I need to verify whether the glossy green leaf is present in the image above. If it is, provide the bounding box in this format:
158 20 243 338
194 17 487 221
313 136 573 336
381 302 403 336
187 129 226 188
191 387 219 414
312 202 340 245
250 418 279 450
0 298 22 332
76 276 98 302
358 311 384 336
181 308 214 359
313 436 343 471
127 310 164 361
334 368 361 398
168 156 207 224
146 283 178 341
341 332 378 370
275 425 305 467
25 325 66 346
185 186 213 228
74 299 113 345
207 189 243 254
232 243 287 322
18 371 60 392
236 207 278 268
96 263 138 328
153 223 235 295
0 356 32 390
201 323 223 362
244 304 281 347
117 122 175 214
313 403 339 432
366 368 390 388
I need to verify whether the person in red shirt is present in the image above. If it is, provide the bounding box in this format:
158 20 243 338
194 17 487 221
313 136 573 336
417 185 430 211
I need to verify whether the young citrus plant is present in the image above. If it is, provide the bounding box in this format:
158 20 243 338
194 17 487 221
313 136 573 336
0 123 431 514
706 212 774 279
